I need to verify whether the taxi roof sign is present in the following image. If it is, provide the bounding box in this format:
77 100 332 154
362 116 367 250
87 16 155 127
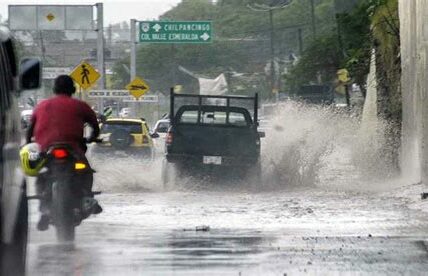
70 61 100 90
126 77 150 99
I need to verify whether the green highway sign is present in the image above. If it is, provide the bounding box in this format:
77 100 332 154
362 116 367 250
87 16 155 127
139 21 212 43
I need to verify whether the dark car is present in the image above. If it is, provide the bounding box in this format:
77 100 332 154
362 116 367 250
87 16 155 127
291 84 334 105
162 90 264 187
0 26 41 275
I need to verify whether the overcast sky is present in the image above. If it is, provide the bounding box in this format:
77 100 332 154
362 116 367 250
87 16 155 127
0 0 182 25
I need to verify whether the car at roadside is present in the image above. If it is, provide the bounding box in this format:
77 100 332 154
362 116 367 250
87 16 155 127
119 107 131 118
290 84 334 105
151 118 169 153
0 26 41 276
91 118 155 158
20 109 33 129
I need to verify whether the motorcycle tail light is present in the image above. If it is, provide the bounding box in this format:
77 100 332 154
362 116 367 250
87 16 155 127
75 162 87 170
52 148 68 159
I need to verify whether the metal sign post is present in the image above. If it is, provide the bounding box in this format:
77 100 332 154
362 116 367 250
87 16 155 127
130 19 138 117
130 19 137 81
95 3 105 89
96 2 105 112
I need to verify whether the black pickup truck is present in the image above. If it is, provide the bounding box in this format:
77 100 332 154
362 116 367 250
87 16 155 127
161 90 264 186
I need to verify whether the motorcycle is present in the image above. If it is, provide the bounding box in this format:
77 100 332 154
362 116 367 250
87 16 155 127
32 142 101 242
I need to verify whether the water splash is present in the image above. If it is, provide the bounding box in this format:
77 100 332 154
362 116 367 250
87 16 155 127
88 97 397 193
262 99 397 189
262 102 358 188
88 152 163 193
352 50 395 178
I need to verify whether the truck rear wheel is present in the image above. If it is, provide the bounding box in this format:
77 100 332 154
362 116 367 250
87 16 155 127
247 162 262 189
162 159 177 190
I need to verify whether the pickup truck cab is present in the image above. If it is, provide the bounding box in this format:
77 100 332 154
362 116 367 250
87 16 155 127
162 91 263 187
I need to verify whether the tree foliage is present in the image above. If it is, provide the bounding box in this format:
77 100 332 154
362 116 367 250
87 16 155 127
111 0 334 96
371 0 400 119
111 0 399 102
286 0 399 103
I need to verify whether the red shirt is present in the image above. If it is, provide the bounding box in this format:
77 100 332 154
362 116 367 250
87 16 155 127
31 95 99 153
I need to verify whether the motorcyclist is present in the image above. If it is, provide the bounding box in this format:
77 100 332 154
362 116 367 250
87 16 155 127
26 75 102 231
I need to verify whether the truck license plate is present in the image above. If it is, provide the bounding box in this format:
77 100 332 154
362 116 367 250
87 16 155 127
203 156 222 165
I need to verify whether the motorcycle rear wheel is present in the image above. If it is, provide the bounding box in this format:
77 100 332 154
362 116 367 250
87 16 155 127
52 180 75 242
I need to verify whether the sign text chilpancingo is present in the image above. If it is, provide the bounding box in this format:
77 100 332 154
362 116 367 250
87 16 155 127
139 21 212 43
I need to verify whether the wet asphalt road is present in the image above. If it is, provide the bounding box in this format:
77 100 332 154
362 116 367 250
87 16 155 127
27 187 428 275
27 109 428 276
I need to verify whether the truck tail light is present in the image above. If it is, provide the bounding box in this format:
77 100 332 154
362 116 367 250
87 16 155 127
166 131 174 145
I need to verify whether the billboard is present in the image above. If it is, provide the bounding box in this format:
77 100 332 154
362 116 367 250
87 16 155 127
8 5 94 30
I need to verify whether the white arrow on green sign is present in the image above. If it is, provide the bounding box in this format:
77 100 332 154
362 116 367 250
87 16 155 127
139 21 212 44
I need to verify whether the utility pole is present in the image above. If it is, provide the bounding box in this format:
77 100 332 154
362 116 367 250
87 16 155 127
298 28 303 55
310 0 316 39
247 0 293 103
268 8 278 102
171 44 177 87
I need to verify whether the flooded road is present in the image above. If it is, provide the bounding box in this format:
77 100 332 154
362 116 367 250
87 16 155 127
26 102 428 275
27 187 428 275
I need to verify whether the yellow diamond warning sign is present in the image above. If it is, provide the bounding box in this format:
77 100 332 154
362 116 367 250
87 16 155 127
46 13 55 22
70 61 100 90
337 68 351 83
126 77 150 99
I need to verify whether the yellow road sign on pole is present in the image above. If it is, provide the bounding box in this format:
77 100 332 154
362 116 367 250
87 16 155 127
70 61 100 90
337 68 351 83
126 77 150 99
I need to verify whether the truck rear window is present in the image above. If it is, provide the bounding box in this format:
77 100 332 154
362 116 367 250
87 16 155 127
178 110 250 127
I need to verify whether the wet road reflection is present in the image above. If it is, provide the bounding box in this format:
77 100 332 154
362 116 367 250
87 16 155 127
28 190 428 275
